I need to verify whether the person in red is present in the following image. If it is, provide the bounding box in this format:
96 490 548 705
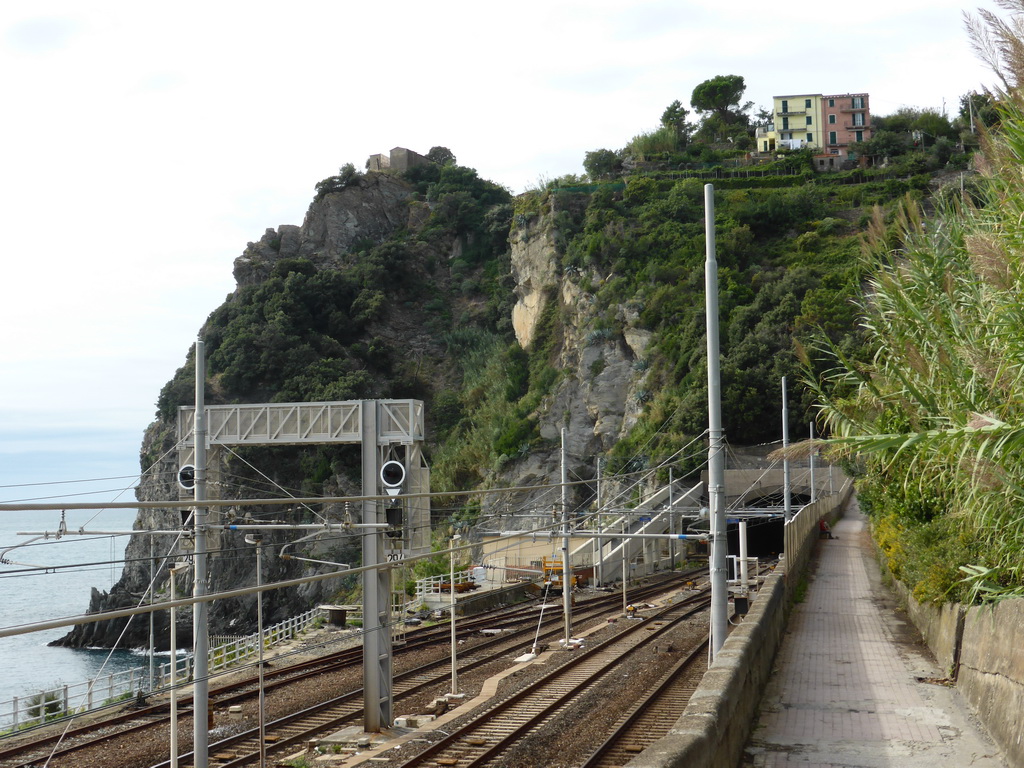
819 519 835 539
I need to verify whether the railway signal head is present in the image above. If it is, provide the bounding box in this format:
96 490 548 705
380 460 406 497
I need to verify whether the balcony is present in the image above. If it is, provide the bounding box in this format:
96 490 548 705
839 105 868 112
845 123 871 131
776 110 808 117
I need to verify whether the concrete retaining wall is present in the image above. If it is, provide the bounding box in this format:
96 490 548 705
886 577 963 674
626 479 853 768
450 583 532 615
960 600 1024 767
887 575 1024 768
782 479 852 598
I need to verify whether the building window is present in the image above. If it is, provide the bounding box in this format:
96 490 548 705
855 131 863 142
853 113 865 126
829 131 837 145
782 117 789 130
852 96 864 109
804 98 812 108
807 132 813 142
806 115 812 125
781 99 788 113
828 98 835 107
828 114 836 124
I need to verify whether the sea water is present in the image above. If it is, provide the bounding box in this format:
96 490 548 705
0 508 148 710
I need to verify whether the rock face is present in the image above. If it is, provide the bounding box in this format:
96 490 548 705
510 216 559 349
233 172 418 288
58 174 651 648
55 173 421 650
502 199 649 501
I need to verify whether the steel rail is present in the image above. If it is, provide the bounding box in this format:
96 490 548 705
152 576 697 768
395 594 713 768
579 635 709 767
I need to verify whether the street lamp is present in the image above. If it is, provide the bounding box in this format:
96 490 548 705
245 533 266 768
449 534 461 696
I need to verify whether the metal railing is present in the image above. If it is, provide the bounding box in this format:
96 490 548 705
414 571 475 602
0 606 329 732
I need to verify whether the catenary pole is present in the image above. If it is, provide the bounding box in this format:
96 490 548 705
561 428 572 646
246 534 266 768
705 184 728 661
450 533 460 695
595 458 603 586
149 537 155 691
782 377 792 523
193 338 210 768
809 422 817 503
361 400 392 731
669 467 675 570
169 562 187 768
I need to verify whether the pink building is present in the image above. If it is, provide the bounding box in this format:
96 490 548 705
820 93 872 163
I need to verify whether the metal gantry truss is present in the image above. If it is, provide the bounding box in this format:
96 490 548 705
177 398 429 732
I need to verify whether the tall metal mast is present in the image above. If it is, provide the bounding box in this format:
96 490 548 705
705 185 728 660
193 339 210 768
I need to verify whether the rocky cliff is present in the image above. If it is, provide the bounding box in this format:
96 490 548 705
57 156 879 648
55 169 455 649
501 200 649 493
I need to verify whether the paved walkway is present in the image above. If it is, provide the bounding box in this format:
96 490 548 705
743 499 1006 768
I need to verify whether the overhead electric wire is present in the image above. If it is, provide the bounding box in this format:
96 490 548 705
0 474 141 490
222 445 331 522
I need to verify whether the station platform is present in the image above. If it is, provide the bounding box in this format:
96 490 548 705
743 499 1007 767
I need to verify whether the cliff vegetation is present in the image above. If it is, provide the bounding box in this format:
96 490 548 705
62 86 990 646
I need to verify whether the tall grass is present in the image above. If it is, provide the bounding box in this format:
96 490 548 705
808 32 1024 600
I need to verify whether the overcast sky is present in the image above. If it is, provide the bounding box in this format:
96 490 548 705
0 0 997 510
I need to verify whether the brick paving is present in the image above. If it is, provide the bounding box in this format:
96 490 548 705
743 499 1006 767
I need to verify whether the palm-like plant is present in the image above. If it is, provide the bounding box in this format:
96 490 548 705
806 2 1024 601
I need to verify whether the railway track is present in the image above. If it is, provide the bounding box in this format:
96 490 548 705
393 593 712 768
0 572 702 768
578 635 709 767
151 574 700 768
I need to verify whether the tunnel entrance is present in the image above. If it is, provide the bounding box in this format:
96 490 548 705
726 512 788 561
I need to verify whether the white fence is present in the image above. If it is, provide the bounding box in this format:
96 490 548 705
414 570 475 602
0 606 328 733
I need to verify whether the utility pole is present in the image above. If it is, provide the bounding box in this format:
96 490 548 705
595 458 603 586
362 401 392 731
809 422 817 504
782 377 792 523
705 184 728 661
561 428 572 647
148 537 155 691
669 468 675 570
449 534 460 695
193 338 210 768
245 534 266 768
